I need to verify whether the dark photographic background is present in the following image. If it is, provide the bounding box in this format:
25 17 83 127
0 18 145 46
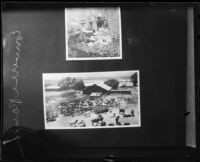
2 2 188 159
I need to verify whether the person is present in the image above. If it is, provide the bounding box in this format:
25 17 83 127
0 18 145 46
96 13 104 30
115 116 120 122
115 116 121 125
78 20 87 43
131 109 135 117
78 19 93 43
103 18 109 29
88 16 96 32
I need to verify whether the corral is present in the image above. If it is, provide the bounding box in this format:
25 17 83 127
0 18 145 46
45 86 139 128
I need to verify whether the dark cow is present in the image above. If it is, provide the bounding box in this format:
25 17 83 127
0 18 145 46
123 114 132 118
99 121 106 126
91 115 104 125
119 109 125 115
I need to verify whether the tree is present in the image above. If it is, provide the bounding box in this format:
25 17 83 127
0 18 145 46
58 77 76 90
58 77 85 90
104 79 119 89
74 80 85 90
131 73 138 87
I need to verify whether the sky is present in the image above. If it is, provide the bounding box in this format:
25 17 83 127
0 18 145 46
43 70 139 82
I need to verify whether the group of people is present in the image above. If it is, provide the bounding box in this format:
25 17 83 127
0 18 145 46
76 13 112 46
83 13 109 32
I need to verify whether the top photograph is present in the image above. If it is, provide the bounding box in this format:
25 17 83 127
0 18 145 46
65 7 122 60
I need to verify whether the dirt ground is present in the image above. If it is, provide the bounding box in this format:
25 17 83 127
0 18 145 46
45 88 140 129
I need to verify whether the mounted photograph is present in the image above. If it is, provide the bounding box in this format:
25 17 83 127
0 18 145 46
65 7 122 60
43 71 140 129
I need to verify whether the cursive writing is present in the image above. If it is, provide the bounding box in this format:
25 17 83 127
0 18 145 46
8 31 23 131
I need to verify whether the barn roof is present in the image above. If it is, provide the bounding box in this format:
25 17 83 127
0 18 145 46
95 83 112 91
85 82 112 91
85 82 95 87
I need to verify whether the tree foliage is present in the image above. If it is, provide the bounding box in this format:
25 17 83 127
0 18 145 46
104 79 119 89
131 73 138 87
74 80 85 90
58 77 85 90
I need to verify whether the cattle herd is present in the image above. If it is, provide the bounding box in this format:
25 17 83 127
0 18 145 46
46 93 137 127
52 97 136 127
59 97 117 117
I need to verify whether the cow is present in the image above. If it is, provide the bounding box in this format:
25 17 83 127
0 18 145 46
99 121 106 126
123 114 132 118
91 115 104 126
119 109 125 115
77 120 86 127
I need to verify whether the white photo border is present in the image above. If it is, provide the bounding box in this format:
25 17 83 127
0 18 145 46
65 7 122 61
42 70 140 129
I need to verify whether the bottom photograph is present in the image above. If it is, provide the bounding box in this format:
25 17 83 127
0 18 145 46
42 70 140 129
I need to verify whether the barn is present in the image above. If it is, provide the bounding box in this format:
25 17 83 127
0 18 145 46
83 83 112 95
90 92 102 99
